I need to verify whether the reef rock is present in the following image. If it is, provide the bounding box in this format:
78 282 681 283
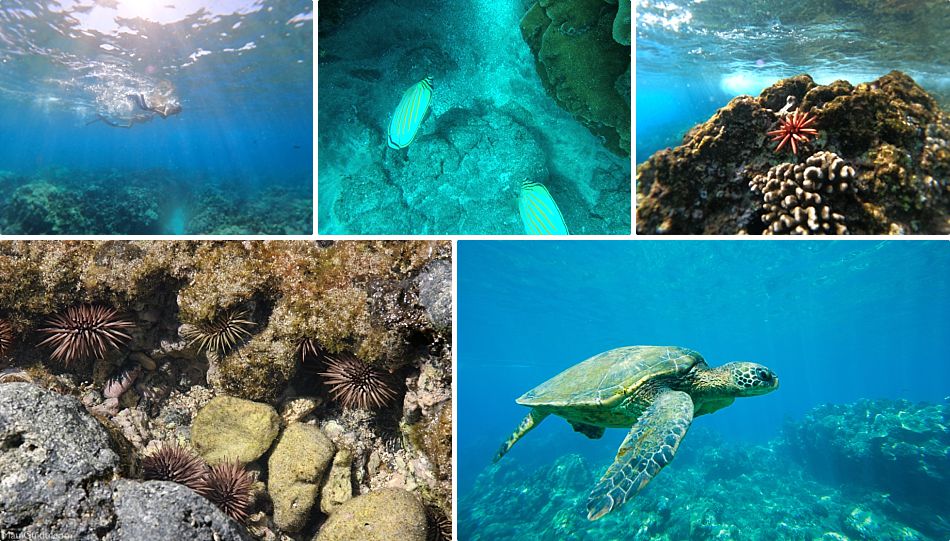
520 0 631 155
0 383 119 539
416 258 452 333
268 422 336 532
314 488 428 541
638 71 950 234
784 399 950 515
191 395 281 465
111 480 254 541
320 447 354 515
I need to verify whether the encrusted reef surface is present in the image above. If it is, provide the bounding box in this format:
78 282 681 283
637 71 950 234
460 398 950 541
0 168 311 235
0 241 452 541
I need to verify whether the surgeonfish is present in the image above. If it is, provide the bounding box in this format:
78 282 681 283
388 76 433 149
519 179 569 235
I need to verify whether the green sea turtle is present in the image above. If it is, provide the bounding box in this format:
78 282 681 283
493 345 779 520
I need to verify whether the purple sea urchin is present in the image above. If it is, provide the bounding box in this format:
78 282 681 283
426 505 452 541
181 309 254 354
198 461 255 522
38 305 134 365
320 352 398 410
142 442 208 492
0 320 13 357
299 337 320 362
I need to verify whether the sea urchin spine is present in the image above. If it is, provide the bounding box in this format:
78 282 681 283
0 319 13 357
320 352 398 410
181 309 255 354
198 461 255 522
38 305 134 365
142 442 208 492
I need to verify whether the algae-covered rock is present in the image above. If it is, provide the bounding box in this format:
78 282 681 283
320 447 354 515
268 422 336 532
0 383 119 538
191 395 280 465
215 331 299 403
637 71 950 234
520 0 631 156
314 488 427 541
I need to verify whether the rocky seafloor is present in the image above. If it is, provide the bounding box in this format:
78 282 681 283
318 0 630 235
460 398 950 541
0 168 312 235
637 71 950 235
0 241 452 541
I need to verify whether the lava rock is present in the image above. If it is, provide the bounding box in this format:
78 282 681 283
314 488 428 541
111 479 254 541
268 423 336 532
191 395 281 465
0 383 119 539
416 258 452 332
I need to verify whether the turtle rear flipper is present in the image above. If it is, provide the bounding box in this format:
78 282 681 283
493 409 549 463
586 390 694 520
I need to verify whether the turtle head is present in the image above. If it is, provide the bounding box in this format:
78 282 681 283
722 362 779 396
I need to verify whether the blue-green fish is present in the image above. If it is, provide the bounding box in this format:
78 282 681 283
519 180 569 235
388 76 433 149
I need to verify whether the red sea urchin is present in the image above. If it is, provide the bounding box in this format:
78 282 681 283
0 320 13 357
198 461 255 522
38 305 134 365
768 110 818 155
319 352 398 410
142 442 208 492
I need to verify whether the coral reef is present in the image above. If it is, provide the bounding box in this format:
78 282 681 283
637 71 950 234
0 168 311 235
520 0 631 156
461 399 950 541
0 241 452 540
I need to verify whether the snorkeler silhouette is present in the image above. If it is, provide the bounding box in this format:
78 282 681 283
89 79 182 128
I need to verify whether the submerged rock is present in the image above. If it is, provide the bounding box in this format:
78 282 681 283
111 480 253 541
268 422 336 532
638 71 950 234
191 395 281 465
320 447 354 515
0 382 118 539
314 488 428 541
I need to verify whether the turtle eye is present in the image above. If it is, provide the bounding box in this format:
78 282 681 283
756 368 772 382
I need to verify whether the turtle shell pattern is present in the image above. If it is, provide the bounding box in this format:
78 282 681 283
516 346 706 409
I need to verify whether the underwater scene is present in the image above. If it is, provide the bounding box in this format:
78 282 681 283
457 240 950 540
0 241 451 541
0 2 313 235
635 0 950 234
318 0 631 235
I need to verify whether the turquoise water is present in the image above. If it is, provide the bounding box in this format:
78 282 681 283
0 1 312 234
636 0 950 162
458 240 950 540
317 0 631 235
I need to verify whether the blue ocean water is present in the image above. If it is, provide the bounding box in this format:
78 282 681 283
636 0 950 162
0 1 312 234
458 240 950 540
318 0 631 235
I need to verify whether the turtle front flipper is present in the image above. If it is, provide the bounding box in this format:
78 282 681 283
586 390 694 520
493 409 549 463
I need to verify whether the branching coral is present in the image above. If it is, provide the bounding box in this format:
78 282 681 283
181 309 255 354
749 151 857 235
320 352 398 410
37 304 134 365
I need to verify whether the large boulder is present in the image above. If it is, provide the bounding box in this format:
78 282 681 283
268 423 336 532
0 383 119 540
314 488 427 541
110 480 254 541
191 395 281 465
